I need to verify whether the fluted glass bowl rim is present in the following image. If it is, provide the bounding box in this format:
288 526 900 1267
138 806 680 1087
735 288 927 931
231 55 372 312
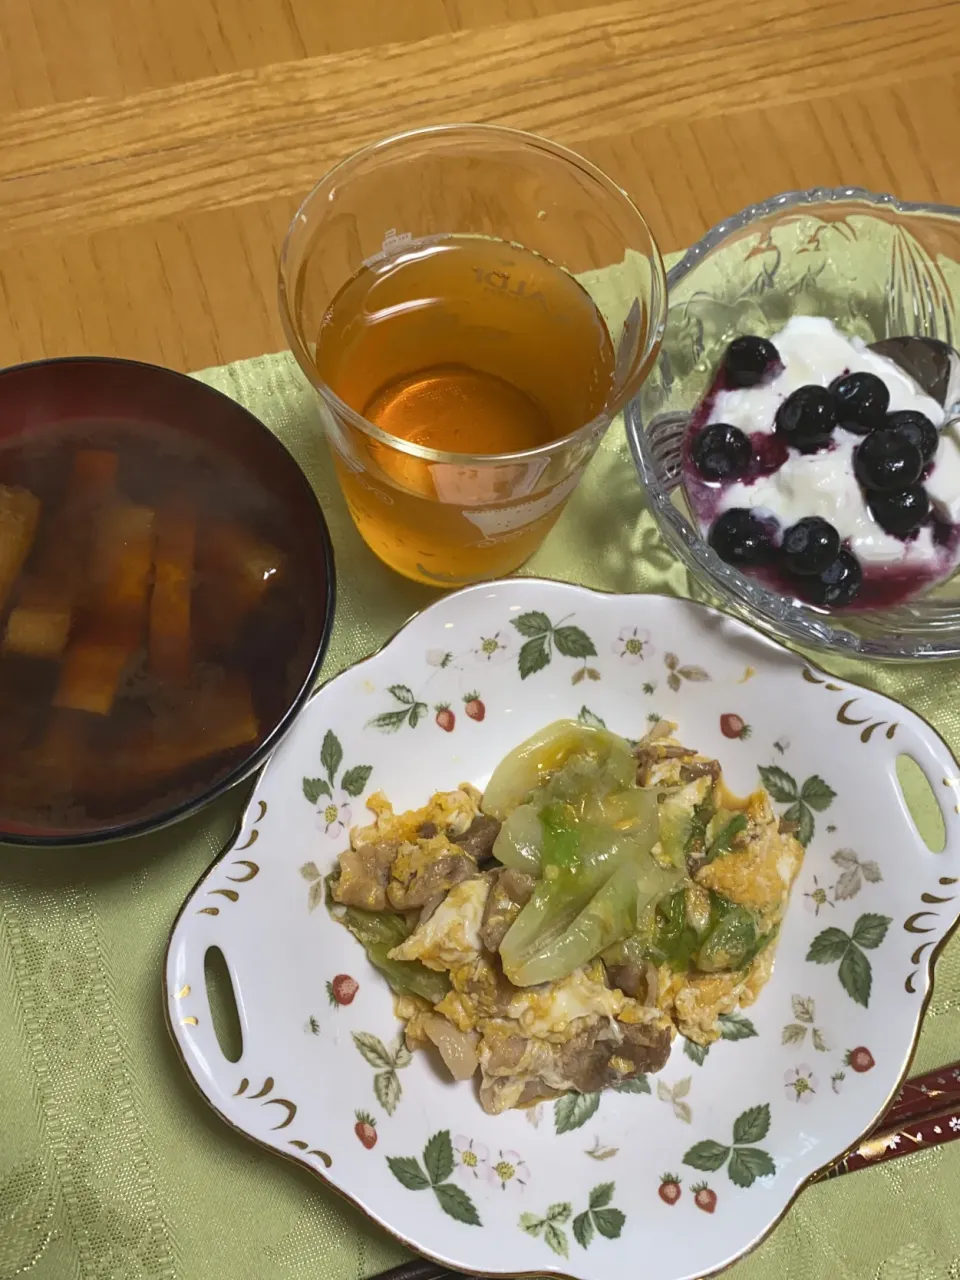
625 185 960 661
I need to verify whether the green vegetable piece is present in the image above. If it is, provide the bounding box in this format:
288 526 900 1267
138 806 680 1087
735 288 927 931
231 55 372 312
364 941 452 1004
695 900 758 973
646 887 700 970
540 801 582 870
492 803 543 874
500 791 666 986
704 812 748 863
657 782 708 869
482 720 635 820
330 895 450 1004
684 795 715 856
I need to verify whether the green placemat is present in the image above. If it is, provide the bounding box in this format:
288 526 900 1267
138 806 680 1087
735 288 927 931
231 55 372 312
2 256 960 1280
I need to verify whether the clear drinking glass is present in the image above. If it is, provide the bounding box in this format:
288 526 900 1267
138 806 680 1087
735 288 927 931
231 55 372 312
278 124 666 587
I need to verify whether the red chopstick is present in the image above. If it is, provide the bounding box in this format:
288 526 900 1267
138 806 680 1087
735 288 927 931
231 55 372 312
820 1061 960 1179
876 1062 960 1127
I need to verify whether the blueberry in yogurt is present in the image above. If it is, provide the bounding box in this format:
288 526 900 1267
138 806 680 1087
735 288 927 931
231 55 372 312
780 517 841 576
774 385 837 453
829 371 890 433
724 336 780 389
807 549 863 608
854 430 924 493
691 423 752 481
709 508 776 566
868 485 930 538
886 410 939 465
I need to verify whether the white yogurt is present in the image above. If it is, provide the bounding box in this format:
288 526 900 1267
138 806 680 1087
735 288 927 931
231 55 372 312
702 316 960 570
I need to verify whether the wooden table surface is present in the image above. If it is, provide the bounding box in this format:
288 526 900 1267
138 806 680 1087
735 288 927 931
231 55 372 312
1 0 959 373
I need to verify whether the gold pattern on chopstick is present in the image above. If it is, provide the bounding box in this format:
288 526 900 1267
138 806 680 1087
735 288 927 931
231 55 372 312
856 1131 903 1160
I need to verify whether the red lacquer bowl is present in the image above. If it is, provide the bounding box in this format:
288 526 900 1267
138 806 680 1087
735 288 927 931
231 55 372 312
0 357 335 846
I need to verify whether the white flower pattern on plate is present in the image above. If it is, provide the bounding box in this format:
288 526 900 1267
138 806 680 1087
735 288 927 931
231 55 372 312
803 876 833 916
316 790 352 839
950 1116 960 1132
453 1135 488 1181
785 1064 818 1103
473 630 513 663
612 626 652 663
488 1148 529 1191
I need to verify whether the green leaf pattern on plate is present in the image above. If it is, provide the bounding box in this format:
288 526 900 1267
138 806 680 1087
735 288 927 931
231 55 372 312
683 1104 775 1188
303 730 373 823
368 685 429 733
352 1032 412 1115
511 612 599 684
782 996 831 1051
523 1185 624 1255
387 1131 481 1226
806 913 892 1006
758 764 836 847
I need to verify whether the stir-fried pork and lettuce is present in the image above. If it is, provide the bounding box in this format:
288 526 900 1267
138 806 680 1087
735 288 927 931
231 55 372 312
326 720 804 1114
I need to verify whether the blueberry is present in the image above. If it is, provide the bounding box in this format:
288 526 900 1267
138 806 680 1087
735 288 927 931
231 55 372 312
868 485 930 537
829 371 890 433
853 429 923 493
806 549 863 607
724 336 780 388
774 385 837 453
886 410 939 464
691 423 752 481
709 508 776 566
780 517 841 575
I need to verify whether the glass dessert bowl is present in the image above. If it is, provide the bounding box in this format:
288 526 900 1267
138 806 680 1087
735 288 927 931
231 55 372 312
626 187 960 659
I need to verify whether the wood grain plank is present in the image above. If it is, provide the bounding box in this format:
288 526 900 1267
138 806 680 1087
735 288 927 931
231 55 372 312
0 0 958 245
2 74 958 372
0 0 613 110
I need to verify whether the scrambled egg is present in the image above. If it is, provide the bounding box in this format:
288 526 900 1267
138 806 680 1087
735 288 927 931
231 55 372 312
390 878 488 970
695 790 803 926
504 964 630 1038
354 785 482 847
658 946 776 1044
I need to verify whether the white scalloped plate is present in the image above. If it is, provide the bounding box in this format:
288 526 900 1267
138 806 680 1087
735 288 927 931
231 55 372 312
165 581 960 1280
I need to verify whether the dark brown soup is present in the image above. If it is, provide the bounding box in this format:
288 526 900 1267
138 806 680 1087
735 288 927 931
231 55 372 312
0 419 324 839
